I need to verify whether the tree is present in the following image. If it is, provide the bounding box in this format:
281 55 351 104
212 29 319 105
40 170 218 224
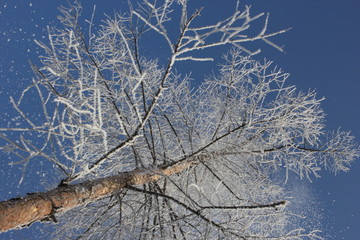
0 1 358 239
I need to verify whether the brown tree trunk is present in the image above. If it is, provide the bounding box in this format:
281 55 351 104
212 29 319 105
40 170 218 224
0 160 195 233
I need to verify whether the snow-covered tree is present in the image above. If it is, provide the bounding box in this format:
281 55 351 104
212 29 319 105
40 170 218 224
0 1 358 239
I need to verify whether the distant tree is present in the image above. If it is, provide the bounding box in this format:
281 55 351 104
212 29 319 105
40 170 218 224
0 1 358 239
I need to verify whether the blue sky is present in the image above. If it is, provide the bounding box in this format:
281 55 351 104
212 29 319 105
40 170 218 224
0 1 359 239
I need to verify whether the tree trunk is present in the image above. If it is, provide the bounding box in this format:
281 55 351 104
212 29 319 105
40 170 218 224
0 160 195 233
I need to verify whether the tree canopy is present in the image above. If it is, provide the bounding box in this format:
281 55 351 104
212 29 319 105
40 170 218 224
0 1 358 239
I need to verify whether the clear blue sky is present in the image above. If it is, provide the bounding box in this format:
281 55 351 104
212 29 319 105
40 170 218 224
0 1 359 239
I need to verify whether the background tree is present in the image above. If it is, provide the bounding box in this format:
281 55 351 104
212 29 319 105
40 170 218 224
0 1 358 239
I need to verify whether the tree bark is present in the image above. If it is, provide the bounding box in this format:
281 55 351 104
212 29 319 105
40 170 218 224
0 159 195 233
